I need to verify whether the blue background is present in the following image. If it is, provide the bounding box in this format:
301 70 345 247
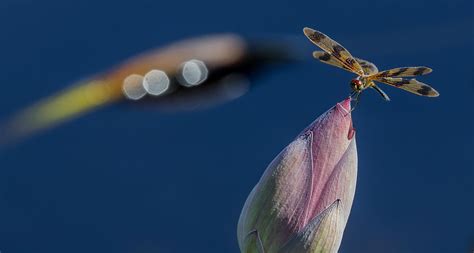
0 0 473 252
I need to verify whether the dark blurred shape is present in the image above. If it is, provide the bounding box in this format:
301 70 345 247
135 38 297 111
0 34 296 146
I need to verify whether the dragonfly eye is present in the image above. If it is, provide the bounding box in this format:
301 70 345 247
350 79 362 90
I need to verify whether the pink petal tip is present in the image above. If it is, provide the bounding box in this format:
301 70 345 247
336 98 351 114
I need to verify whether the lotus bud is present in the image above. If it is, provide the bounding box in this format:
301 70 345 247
237 98 357 253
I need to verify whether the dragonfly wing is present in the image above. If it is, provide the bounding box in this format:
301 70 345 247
313 50 378 76
304 27 364 76
312 51 354 72
372 67 432 78
355 58 379 75
375 77 439 97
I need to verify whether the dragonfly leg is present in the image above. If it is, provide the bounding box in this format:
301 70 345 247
350 92 362 112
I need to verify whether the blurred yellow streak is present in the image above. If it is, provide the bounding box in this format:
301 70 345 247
0 34 249 145
1 79 121 144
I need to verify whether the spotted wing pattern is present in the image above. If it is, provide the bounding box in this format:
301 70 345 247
304 27 364 76
371 67 432 78
375 77 439 97
312 51 353 72
355 58 378 75
313 51 378 76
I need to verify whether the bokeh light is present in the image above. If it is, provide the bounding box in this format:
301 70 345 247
143 70 170 96
178 59 209 87
122 74 147 100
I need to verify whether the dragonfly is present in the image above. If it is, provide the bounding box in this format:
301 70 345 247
303 27 439 106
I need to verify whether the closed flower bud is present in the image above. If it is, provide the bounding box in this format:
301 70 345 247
238 99 357 253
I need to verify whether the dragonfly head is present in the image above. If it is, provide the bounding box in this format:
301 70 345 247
350 78 364 92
